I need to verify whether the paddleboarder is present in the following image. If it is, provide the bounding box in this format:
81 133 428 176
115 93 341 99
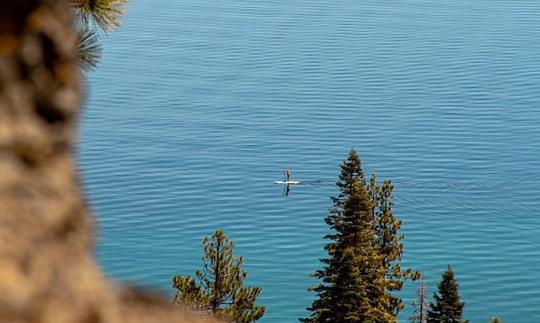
285 168 292 182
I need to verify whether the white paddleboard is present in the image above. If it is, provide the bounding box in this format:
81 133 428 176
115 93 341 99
274 180 300 185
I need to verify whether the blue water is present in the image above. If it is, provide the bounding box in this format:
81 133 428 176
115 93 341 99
79 1 540 322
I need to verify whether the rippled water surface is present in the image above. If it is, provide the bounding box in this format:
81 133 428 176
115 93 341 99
79 1 540 321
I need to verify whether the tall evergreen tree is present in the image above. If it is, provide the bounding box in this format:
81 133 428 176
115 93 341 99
172 229 265 322
302 149 414 323
409 273 428 323
428 266 467 323
371 175 420 314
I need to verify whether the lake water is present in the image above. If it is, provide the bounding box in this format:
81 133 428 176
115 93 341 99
79 1 540 322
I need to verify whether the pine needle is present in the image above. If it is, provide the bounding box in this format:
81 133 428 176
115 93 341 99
73 0 127 32
76 28 102 71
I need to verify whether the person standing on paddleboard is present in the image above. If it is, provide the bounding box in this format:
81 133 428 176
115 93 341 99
285 168 292 181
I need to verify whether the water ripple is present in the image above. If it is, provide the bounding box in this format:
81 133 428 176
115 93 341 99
79 0 540 321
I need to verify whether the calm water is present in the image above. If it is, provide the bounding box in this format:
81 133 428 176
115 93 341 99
79 1 540 321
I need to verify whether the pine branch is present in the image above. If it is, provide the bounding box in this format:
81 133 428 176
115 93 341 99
72 0 127 32
76 28 101 71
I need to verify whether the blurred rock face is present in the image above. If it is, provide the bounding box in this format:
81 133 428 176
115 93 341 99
0 1 218 322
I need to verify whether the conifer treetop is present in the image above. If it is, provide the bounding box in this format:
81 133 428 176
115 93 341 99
302 149 415 323
173 229 265 323
337 149 365 196
428 265 468 323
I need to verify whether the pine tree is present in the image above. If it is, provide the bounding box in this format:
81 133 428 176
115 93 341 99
339 181 389 322
172 229 265 322
371 175 420 315
302 149 413 323
409 273 428 323
302 149 365 322
428 266 467 323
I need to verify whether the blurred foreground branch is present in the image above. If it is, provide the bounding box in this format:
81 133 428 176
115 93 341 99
0 1 218 322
